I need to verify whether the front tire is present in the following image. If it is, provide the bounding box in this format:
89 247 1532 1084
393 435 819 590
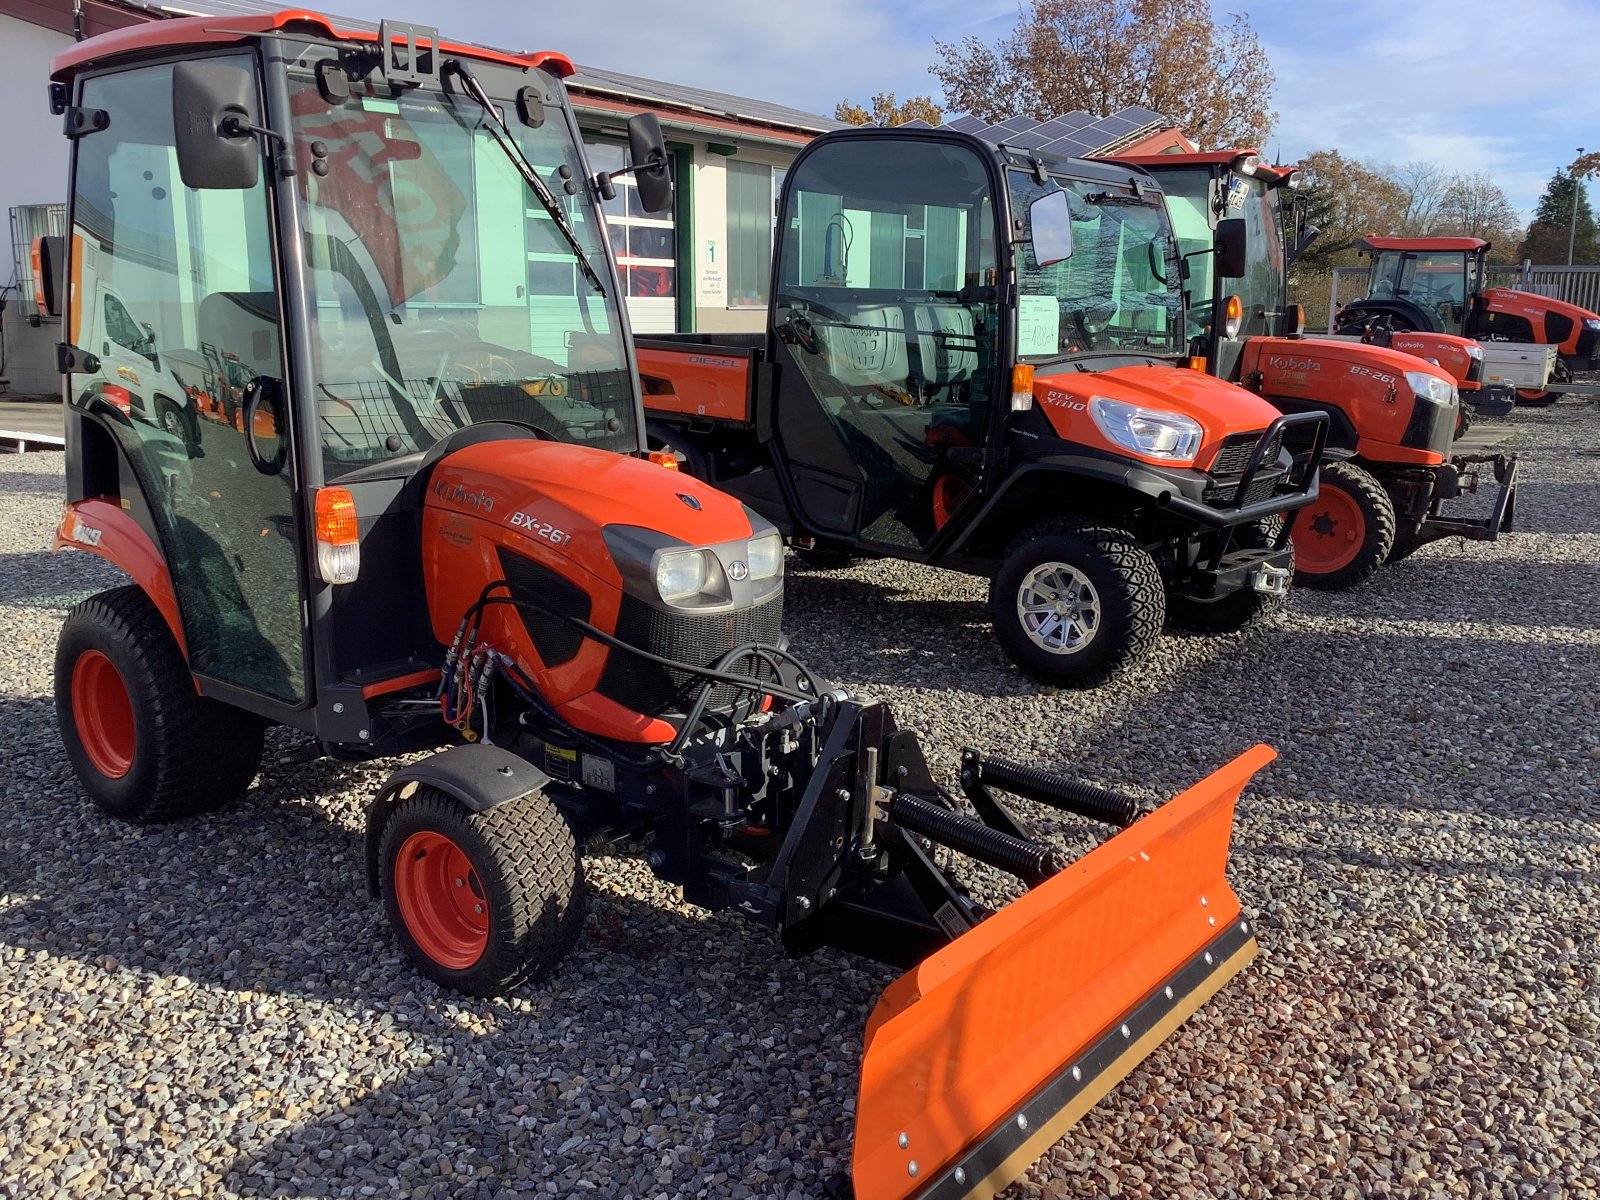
55 586 264 823
380 787 586 997
1291 462 1395 590
990 521 1164 688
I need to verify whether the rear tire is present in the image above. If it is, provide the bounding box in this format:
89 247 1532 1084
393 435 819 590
380 787 586 997
1167 518 1293 634
55 585 264 824
1291 462 1395 590
990 521 1164 688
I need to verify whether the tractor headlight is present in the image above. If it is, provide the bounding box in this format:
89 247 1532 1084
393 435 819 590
746 531 784 581
1466 343 1484 360
654 548 714 603
1584 317 1600 331
1089 396 1203 463
1404 370 1456 406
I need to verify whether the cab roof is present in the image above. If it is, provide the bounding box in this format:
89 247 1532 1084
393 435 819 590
1353 236 1489 253
51 9 574 82
1105 149 1297 187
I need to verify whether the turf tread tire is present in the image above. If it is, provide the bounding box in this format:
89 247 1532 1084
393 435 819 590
1292 461 1395 590
989 520 1164 688
55 585 264 824
380 787 586 997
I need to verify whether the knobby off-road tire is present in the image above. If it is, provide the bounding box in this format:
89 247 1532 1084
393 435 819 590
1166 518 1294 634
55 585 265 824
990 521 1164 689
1291 461 1396 590
380 787 587 997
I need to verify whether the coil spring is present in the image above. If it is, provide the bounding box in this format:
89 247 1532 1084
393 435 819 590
890 793 1060 885
979 755 1139 827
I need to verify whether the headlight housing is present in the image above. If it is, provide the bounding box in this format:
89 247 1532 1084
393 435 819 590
746 531 783 580
1089 396 1203 463
654 548 714 603
1404 370 1456 405
1465 343 1484 361
1583 317 1600 331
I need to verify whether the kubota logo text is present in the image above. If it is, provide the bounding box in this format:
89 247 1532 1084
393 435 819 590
433 480 495 512
1268 356 1321 372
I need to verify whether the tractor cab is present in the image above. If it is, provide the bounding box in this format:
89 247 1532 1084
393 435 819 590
1349 236 1488 334
44 12 673 741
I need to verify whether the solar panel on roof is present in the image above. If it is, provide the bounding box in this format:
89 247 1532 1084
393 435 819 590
996 115 1042 134
944 115 991 134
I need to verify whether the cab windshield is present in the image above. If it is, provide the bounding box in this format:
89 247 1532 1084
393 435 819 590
285 53 634 479
1370 250 1469 324
1010 170 1182 361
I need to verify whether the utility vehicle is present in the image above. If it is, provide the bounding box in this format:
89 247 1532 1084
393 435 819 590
640 132 1326 685
1118 150 1517 587
44 13 1267 1198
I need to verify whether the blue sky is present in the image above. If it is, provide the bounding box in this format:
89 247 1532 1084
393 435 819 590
344 0 1596 220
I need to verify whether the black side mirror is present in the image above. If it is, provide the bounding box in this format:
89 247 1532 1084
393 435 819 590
32 235 64 317
1215 218 1247 279
173 60 261 191
1288 223 1321 267
242 376 287 475
628 113 673 214
1028 190 1074 267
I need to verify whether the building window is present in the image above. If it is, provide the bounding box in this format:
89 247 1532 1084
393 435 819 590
585 137 677 333
726 161 784 309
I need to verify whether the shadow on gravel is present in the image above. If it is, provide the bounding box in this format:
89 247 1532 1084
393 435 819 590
0 549 119 605
0 472 67 496
1484 481 1600 536
0 692 886 1197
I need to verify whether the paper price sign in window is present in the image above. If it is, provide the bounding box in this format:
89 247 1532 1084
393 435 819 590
1017 294 1060 358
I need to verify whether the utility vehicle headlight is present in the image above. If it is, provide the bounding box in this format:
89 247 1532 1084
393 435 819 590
654 549 713 602
1089 396 1203 463
746 532 783 581
1404 370 1456 405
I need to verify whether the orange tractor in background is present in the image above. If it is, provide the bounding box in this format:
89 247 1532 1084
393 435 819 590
1115 151 1517 588
42 13 1270 1197
1336 235 1600 405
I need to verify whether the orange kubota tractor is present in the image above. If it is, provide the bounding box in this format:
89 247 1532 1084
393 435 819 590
639 134 1329 686
43 14 1268 1197
1115 151 1517 588
1336 235 1600 405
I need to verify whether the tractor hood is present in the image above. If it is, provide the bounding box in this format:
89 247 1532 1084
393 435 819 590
1032 363 1281 471
425 439 762 580
1482 286 1600 325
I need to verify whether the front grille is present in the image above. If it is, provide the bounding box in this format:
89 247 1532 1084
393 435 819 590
1209 428 1280 477
1207 469 1287 507
497 548 591 668
596 593 785 718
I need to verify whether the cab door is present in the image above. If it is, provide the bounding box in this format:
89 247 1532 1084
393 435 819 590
69 58 307 704
767 133 1002 553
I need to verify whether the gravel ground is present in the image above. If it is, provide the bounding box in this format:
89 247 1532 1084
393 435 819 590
2 399 1598 1199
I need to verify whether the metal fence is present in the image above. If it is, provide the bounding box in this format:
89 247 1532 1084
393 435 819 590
8 204 67 308
1322 261 1600 331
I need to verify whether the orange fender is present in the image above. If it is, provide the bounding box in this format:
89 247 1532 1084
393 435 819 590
55 499 187 659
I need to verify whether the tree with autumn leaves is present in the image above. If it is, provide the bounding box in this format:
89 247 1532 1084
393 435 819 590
837 0 1272 143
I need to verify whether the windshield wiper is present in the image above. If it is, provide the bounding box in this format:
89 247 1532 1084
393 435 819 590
441 58 607 295
1083 191 1160 208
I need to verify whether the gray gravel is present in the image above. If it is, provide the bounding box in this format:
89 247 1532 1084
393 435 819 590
2 398 1598 1199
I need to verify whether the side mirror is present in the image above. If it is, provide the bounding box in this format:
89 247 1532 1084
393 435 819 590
628 113 673 214
242 376 287 475
1029 190 1073 267
32 235 64 317
1288 223 1321 267
1215 217 1247 279
172 60 261 191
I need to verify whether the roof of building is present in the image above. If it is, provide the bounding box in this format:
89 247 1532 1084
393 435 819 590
76 0 838 137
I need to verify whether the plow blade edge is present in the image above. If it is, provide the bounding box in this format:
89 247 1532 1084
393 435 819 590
851 744 1273 1200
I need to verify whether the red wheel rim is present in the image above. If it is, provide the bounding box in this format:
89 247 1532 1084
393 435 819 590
1292 482 1365 574
393 831 489 969
71 649 135 779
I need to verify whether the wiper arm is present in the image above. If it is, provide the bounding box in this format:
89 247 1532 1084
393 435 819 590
1083 191 1160 208
442 58 607 296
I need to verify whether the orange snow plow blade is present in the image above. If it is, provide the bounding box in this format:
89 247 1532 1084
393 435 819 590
851 744 1272 1200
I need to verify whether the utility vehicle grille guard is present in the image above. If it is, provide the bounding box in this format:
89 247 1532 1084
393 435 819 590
1167 411 1329 529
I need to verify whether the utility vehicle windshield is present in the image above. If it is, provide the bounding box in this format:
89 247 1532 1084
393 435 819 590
1369 250 1470 324
1009 171 1182 361
285 51 634 479
1150 168 1287 347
